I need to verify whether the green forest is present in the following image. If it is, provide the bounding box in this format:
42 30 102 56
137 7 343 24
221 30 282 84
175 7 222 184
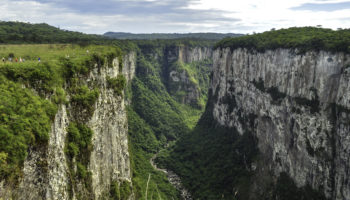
104 32 243 40
215 27 350 53
0 21 107 44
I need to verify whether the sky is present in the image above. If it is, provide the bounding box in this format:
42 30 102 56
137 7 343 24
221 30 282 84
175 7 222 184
0 0 349 34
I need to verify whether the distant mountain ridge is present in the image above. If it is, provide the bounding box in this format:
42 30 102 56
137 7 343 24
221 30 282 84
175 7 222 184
104 32 244 40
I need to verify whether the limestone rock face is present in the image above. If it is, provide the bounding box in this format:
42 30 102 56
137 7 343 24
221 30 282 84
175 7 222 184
210 48 350 200
1 52 136 200
122 51 136 84
166 46 213 107
88 54 133 199
177 46 213 63
46 105 70 200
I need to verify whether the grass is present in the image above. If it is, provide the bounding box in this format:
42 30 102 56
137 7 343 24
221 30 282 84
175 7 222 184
0 44 117 65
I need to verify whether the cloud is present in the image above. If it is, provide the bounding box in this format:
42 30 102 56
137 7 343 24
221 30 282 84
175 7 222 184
186 0 350 32
291 1 350 11
0 0 349 34
0 0 241 33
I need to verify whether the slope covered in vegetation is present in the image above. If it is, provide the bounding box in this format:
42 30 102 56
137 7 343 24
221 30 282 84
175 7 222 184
104 32 243 40
0 22 106 44
0 44 123 190
0 21 137 52
126 40 213 199
215 27 350 53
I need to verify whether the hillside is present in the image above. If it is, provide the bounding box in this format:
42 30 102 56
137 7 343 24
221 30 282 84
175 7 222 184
215 27 350 53
0 21 111 44
104 32 243 40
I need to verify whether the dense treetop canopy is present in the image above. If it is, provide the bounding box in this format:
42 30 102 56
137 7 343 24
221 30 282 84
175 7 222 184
215 27 350 53
104 32 243 40
0 21 218 50
0 21 109 44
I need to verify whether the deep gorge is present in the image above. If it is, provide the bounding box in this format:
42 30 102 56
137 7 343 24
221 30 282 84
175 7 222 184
0 24 350 200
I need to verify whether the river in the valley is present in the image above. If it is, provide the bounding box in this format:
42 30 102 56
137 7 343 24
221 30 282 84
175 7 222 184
150 153 193 200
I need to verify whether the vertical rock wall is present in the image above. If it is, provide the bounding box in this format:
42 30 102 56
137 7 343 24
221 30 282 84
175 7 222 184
210 48 350 199
88 53 135 199
166 45 213 107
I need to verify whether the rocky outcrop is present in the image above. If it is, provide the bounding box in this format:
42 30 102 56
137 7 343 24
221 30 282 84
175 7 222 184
165 45 212 107
211 48 350 199
150 154 192 200
88 54 134 199
177 46 213 64
122 51 136 84
46 105 70 200
0 52 136 200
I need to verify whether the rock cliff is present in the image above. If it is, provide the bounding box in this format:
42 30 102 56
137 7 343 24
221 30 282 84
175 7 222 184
88 54 135 199
164 45 213 107
211 47 350 199
0 52 136 200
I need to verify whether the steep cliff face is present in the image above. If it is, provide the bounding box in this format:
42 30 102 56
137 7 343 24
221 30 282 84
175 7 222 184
0 52 136 200
164 45 212 107
46 105 70 200
211 48 350 199
88 54 135 199
177 46 213 64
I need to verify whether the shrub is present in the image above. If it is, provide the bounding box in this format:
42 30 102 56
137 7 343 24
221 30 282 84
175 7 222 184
107 75 126 96
65 122 94 196
110 180 132 200
0 76 56 180
52 87 67 104
71 85 99 115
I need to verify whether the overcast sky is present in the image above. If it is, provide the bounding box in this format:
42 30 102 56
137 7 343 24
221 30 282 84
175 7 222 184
0 0 349 34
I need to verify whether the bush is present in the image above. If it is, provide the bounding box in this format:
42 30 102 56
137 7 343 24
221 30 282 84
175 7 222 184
66 122 93 160
52 87 67 104
107 75 126 96
0 75 56 180
65 122 94 196
110 180 132 200
71 85 99 117
76 162 88 179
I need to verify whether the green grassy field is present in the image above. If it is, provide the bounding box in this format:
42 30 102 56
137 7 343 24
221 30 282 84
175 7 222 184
0 44 117 65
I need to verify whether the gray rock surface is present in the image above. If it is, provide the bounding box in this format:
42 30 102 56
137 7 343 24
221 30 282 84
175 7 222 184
210 48 350 199
46 105 70 200
88 55 133 199
178 46 213 63
167 46 212 106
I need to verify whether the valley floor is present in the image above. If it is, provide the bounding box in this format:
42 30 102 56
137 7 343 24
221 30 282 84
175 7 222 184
150 151 193 200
